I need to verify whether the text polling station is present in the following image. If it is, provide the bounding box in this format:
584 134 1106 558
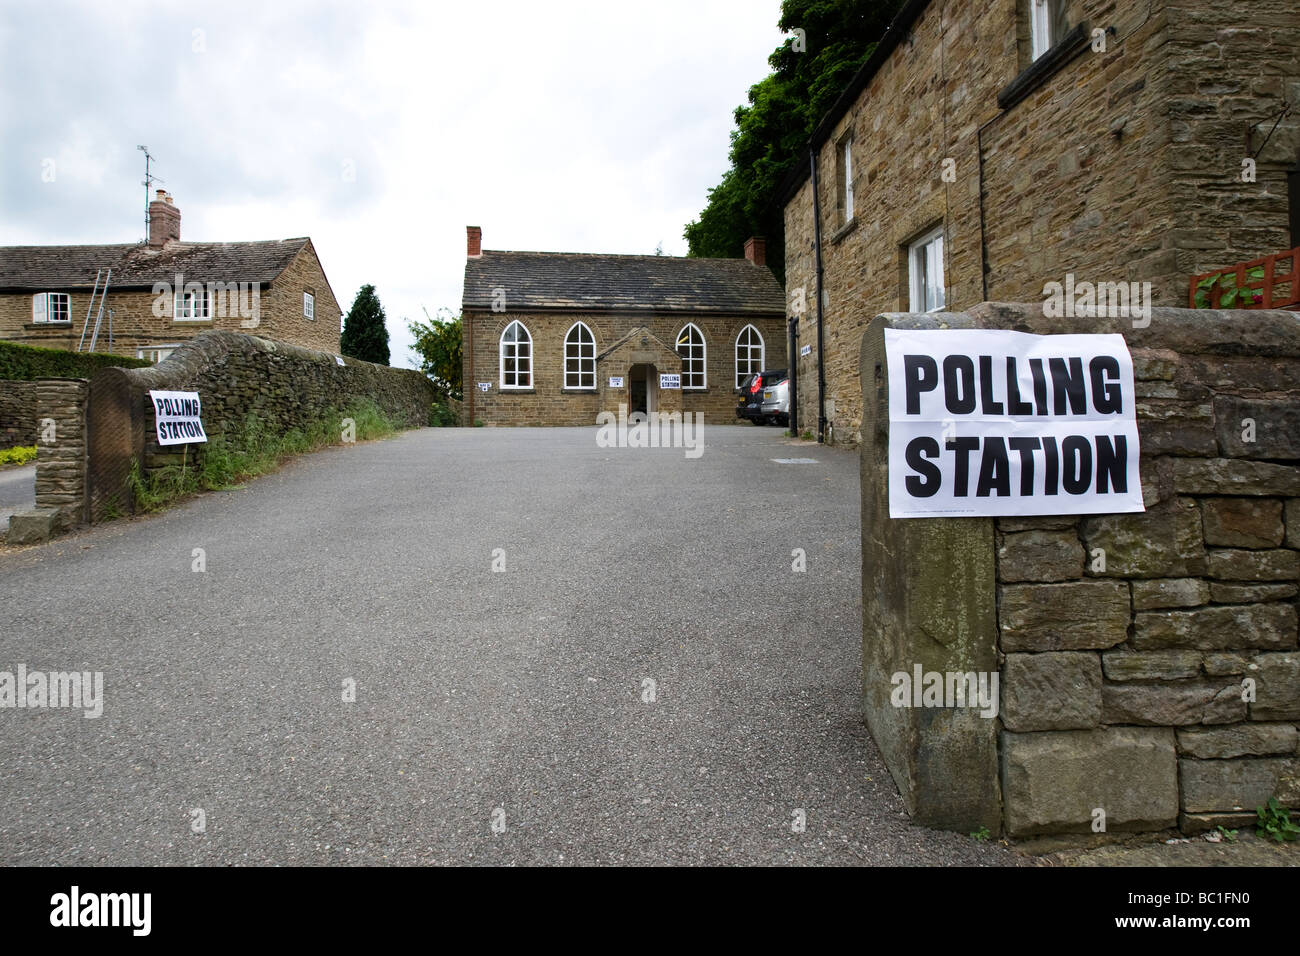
884 328 1144 518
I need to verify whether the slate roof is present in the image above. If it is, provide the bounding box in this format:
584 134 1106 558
0 239 310 292
463 250 785 315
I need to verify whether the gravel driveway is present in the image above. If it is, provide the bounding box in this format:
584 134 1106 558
0 425 1025 865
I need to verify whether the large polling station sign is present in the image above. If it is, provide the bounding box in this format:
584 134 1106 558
148 390 207 446
884 329 1144 518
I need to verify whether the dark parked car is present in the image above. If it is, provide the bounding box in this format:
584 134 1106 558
735 369 789 426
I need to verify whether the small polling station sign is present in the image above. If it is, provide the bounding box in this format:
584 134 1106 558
148 390 207 446
659 374 681 390
884 329 1144 519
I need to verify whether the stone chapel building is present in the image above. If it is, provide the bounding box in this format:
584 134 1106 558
460 227 786 425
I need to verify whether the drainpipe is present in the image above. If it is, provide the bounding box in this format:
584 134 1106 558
810 147 827 443
976 115 996 302
466 312 475 426
786 315 798 434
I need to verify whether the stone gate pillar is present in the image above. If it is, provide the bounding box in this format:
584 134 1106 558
859 314 1002 832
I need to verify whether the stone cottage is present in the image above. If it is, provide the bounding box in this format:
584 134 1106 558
781 0 1300 444
461 227 786 425
0 190 344 360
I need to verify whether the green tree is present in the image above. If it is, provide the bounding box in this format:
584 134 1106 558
341 284 391 365
408 307 463 403
684 0 904 278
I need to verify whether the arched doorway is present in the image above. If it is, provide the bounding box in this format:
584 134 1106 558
627 363 658 416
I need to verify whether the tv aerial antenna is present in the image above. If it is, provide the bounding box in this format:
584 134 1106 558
138 145 164 241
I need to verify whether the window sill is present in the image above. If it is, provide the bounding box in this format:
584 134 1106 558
498 387 536 394
829 216 859 245
172 318 213 324
24 322 72 328
562 388 597 393
997 22 1091 111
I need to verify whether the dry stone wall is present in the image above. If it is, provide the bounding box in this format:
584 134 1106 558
118 331 432 477
71 331 434 521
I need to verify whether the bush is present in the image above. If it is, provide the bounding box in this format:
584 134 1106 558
0 341 150 380
428 402 458 427
0 445 37 467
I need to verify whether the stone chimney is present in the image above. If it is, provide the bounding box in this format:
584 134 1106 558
148 189 181 247
744 236 766 267
467 226 482 258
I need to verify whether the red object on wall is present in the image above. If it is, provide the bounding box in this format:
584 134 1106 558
1188 246 1300 310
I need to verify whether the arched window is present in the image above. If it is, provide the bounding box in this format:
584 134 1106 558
564 322 596 389
500 320 532 389
735 324 764 388
675 323 706 390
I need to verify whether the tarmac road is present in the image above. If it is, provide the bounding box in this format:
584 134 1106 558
0 463 35 517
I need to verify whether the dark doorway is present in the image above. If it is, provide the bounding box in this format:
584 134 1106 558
627 363 657 416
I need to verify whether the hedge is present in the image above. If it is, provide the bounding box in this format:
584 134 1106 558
0 340 151 380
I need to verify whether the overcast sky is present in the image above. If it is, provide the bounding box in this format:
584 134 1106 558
0 0 785 367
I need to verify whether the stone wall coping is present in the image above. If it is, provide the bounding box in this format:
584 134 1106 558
111 330 426 391
875 304 1300 354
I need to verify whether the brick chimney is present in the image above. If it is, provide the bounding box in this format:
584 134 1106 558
743 236 766 267
148 189 181 247
467 226 482 258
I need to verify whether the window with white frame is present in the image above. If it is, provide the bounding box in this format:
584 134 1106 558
675 323 706 389
31 292 71 324
843 137 855 222
1030 0 1065 60
735 324 764 388
564 321 596 389
500 320 532 389
174 285 211 321
908 228 946 313
137 345 179 363
303 292 315 320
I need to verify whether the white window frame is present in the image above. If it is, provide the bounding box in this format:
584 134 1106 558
1030 0 1054 60
32 292 71 324
303 292 315 320
843 137 855 223
173 285 211 321
137 345 180 363
735 324 765 389
563 321 596 390
499 319 533 390
675 323 707 390
908 227 947 314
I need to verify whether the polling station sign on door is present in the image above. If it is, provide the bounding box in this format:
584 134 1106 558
148 390 207 446
884 329 1144 519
